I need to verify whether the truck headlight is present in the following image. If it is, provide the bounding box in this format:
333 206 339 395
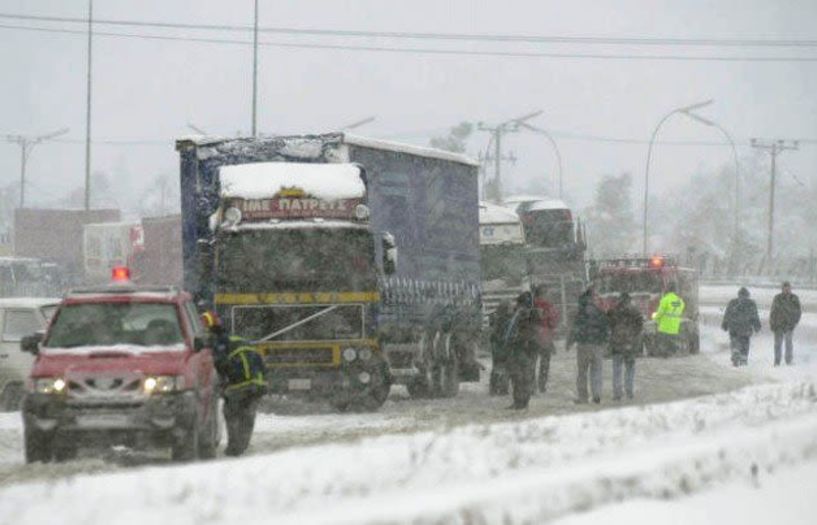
143 375 183 394
358 348 373 361
342 348 357 362
32 377 67 394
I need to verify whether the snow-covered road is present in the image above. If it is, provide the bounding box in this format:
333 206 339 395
0 285 815 523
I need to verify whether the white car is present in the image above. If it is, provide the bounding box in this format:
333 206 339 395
0 298 59 410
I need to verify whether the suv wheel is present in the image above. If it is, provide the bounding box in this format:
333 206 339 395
24 427 53 464
172 415 199 462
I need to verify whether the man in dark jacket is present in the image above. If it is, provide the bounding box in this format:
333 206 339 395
770 281 802 366
567 287 608 404
607 292 644 401
503 292 541 409
721 287 761 367
533 285 560 394
489 300 513 396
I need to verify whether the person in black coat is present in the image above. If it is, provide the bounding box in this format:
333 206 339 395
721 287 761 366
607 292 644 400
770 281 802 366
502 291 541 409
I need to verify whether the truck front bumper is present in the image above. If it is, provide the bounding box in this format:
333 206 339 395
22 391 198 445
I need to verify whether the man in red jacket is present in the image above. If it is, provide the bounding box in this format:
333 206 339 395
533 285 561 394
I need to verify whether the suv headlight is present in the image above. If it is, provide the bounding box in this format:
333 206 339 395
342 348 357 362
358 348 373 361
143 375 183 394
32 377 67 394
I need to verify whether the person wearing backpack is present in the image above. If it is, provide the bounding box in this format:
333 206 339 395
503 292 542 409
202 311 267 456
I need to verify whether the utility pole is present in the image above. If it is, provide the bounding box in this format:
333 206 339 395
84 0 94 210
478 110 542 202
251 0 259 137
751 138 799 262
6 128 69 207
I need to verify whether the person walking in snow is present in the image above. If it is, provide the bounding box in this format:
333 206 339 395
533 285 560 394
770 281 802 366
721 287 761 366
607 292 644 400
566 287 608 404
502 291 541 409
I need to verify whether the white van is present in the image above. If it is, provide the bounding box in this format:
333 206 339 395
0 298 59 410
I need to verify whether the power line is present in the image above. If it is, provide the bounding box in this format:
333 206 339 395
2 22 817 63
2 11 817 48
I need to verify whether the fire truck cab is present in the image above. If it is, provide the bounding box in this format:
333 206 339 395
591 256 700 355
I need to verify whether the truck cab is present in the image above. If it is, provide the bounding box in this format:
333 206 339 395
21 268 218 463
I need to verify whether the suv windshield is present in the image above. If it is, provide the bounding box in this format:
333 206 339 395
218 227 376 292
45 303 183 348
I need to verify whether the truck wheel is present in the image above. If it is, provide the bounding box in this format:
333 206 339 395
24 427 53 464
688 330 700 355
53 443 78 462
406 333 433 399
348 366 391 412
172 416 199 462
198 395 219 459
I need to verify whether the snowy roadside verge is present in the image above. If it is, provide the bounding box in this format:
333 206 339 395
1 381 816 525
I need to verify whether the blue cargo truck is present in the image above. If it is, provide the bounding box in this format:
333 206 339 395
176 133 482 411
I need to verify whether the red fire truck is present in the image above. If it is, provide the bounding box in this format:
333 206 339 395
590 255 700 355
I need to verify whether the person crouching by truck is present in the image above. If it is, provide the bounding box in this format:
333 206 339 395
721 287 761 367
201 311 267 456
533 285 560 394
503 292 542 409
607 292 643 401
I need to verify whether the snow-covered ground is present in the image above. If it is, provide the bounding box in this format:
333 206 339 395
0 286 815 523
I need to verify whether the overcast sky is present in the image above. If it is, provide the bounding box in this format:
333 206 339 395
1 0 816 215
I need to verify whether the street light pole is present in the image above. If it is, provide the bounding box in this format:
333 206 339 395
642 99 713 255
84 0 94 210
251 0 259 137
751 138 799 263
518 122 563 199
677 112 741 248
6 128 70 208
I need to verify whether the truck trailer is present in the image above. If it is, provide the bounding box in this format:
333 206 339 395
176 133 482 411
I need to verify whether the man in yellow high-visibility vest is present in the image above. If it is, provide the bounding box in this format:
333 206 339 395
653 284 685 357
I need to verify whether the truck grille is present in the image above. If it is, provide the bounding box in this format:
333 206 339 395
266 347 335 365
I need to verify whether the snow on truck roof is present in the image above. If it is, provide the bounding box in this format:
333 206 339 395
219 162 365 201
176 132 478 167
527 199 569 211
479 201 520 225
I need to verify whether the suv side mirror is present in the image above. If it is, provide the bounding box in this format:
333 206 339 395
382 232 398 275
21 333 44 355
193 335 207 352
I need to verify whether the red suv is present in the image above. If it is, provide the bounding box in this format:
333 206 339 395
21 276 218 463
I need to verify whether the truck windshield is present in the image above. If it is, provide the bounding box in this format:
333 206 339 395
520 209 574 248
217 227 376 292
45 303 183 348
596 272 663 295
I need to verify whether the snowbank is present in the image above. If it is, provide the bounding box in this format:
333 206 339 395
2 381 816 525
219 162 364 201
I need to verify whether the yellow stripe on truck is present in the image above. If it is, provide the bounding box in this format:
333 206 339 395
214 291 380 305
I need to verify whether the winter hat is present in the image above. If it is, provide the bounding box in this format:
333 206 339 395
738 287 750 298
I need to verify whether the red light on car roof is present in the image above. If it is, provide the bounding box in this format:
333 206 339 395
648 256 664 268
111 266 131 282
